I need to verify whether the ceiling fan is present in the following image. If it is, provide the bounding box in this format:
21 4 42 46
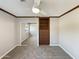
32 0 46 15
21 0 46 15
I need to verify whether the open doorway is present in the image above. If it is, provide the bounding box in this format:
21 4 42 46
20 23 38 46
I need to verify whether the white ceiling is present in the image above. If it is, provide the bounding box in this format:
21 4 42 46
0 0 79 16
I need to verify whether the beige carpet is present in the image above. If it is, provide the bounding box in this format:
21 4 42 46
2 46 72 59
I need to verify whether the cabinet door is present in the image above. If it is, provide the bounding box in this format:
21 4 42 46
39 17 50 45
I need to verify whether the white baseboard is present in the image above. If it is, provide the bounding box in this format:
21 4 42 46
0 44 18 59
59 44 76 59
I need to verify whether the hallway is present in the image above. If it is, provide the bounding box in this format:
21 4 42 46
21 34 37 46
21 23 38 46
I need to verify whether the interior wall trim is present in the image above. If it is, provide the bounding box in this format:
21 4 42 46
0 8 17 17
59 44 76 59
0 5 79 18
59 5 79 17
16 16 59 18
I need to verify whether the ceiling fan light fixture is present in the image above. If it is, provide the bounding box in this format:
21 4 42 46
32 7 40 14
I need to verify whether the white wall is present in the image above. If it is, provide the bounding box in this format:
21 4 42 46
16 21 20 45
0 10 17 58
50 18 59 46
59 8 79 59
20 23 29 42
16 18 39 46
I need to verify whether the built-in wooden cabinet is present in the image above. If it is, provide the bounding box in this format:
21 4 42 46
39 17 50 45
